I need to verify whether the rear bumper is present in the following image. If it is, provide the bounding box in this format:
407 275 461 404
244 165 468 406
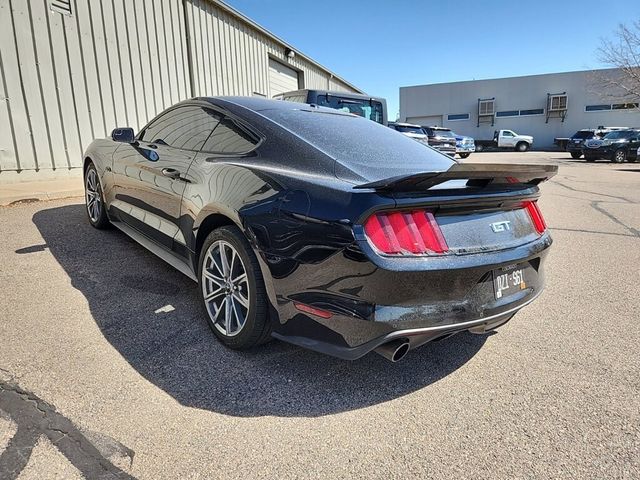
566 143 583 153
267 233 551 359
272 296 532 360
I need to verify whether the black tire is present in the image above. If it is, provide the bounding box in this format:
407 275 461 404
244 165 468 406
458 153 470 159
84 162 110 229
198 226 271 349
475 144 484 152
612 149 627 163
570 151 582 159
628 156 637 163
515 142 529 152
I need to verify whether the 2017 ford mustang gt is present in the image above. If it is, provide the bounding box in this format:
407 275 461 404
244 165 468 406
83 97 556 362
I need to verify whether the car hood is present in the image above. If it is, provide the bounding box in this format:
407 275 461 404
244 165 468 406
401 132 429 140
585 139 603 148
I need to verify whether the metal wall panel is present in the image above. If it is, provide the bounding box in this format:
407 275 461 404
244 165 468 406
185 0 358 99
0 0 360 176
0 0 189 174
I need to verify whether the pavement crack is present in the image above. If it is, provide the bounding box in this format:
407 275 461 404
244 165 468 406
0 381 136 479
591 201 640 238
550 179 637 204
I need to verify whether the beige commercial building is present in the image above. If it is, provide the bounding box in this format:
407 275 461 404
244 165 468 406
400 69 639 148
0 0 361 182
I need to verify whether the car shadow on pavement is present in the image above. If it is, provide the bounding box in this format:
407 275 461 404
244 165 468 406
30 204 488 418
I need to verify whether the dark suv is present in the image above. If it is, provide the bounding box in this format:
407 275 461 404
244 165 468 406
582 129 640 162
567 127 624 159
421 126 456 157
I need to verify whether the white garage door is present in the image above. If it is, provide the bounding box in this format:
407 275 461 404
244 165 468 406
407 115 443 127
269 58 299 98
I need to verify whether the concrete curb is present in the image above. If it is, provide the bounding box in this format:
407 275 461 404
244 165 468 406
0 189 84 206
0 178 84 206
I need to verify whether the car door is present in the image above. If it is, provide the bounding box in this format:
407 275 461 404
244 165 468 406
111 104 222 252
500 130 516 147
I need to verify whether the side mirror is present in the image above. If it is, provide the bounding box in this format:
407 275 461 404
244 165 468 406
111 127 135 143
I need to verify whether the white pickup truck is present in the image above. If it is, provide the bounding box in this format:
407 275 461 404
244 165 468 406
474 130 534 152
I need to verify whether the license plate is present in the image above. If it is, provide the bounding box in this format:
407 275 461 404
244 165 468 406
493 264 526 299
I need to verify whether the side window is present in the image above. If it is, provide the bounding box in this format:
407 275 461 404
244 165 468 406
502 131 514 137
140 106 222 150
202 117 260 154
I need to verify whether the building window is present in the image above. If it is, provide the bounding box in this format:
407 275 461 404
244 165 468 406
586 103 638 112
496 110 519 117
447 113 470 121
49 0 72 15
612 103 639 110
584 104 611 112
519 108 544 116
585 104 611 111
496 108 545 118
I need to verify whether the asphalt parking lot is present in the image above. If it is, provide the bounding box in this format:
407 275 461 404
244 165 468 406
1 151 639 479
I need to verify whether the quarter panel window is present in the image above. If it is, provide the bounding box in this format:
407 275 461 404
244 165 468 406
140 106 222 150
202 117 260 154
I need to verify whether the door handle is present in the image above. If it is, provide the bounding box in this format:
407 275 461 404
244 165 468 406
148 144 157 149
161 168 182 179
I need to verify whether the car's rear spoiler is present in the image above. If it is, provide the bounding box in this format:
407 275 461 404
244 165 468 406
353 163 558 192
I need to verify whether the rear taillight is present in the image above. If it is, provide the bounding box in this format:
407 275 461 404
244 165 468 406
523 201 546 234
363 210 448 255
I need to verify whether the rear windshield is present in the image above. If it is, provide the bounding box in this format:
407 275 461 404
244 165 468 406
571 130 594 139
262 109 455 181
604 130 636 139
314 95 384 124
430 129 455 138
393 125 424 135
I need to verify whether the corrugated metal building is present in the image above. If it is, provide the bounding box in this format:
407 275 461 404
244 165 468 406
400 69 639 149
0 0 361 182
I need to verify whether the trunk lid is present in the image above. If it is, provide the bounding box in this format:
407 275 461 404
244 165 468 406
356 163 557 255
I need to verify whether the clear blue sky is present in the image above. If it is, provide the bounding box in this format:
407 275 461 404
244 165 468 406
226 0 638 119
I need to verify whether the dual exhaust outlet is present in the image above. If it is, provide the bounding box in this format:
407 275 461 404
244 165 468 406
374 338 410 363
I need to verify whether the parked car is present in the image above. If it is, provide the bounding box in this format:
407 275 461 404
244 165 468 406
566 127 627 159
388 122 430 146
475 130 534 152
452 132 476 159
583 129 640 162
421 126 456 157
275 89 387 125
83 97 556 362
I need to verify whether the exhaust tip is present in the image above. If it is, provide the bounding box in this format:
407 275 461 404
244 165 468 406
392 341 410 362
375 339 410 362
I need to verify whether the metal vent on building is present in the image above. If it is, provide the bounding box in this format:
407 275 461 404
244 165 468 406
546 92 567 123
49 0 72 16
477 98 495 127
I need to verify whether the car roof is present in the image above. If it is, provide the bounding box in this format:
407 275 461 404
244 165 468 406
389 122 421 127
198 96 354 116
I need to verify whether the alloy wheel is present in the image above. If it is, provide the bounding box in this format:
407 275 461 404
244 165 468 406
614 150 626 163
85 168 102 222
201 240 250 337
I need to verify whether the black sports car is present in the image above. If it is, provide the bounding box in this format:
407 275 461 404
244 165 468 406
83 97 556 362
